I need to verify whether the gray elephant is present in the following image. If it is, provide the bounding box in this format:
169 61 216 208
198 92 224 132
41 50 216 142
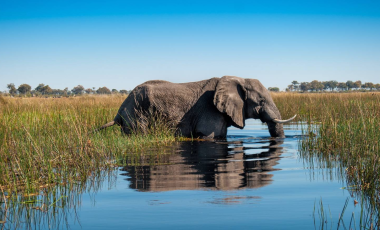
99 76 296 139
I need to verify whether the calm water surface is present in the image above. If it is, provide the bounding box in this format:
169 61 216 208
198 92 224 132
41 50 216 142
6 120 363 229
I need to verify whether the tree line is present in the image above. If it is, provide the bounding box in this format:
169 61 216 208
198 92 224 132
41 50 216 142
3 83 131 97
286 80 380 92
4 80 380 96
269 80 380 92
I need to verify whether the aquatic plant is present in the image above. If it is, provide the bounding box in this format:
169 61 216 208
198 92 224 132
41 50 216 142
272 92 380 228
0 94 180 226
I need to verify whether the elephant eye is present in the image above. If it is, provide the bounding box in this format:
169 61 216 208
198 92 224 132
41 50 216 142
259 99 265 106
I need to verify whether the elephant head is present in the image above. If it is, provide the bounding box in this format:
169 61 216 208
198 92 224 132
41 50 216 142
213 76 296 138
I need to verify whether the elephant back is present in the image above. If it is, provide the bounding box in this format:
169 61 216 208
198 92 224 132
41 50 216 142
145 78 219 122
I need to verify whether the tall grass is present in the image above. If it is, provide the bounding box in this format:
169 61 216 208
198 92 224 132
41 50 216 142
272 92 380 227
2 92 379 228
0 95 178 196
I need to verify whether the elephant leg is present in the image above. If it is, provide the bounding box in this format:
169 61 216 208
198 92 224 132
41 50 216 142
194 113 228 139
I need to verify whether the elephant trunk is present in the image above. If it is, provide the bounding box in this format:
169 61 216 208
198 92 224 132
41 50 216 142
260 104 285 138
267 121 285 138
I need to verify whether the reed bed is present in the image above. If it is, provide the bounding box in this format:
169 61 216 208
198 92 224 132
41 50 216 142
272 92 380 227
2 92 379 228
0 95 178 196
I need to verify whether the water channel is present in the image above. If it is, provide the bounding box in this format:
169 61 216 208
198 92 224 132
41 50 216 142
2 120 363 229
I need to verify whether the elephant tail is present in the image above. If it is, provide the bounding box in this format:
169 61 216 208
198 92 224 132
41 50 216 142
92 121 116 133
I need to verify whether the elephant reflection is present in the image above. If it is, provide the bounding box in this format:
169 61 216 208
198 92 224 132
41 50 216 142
120 139 284 191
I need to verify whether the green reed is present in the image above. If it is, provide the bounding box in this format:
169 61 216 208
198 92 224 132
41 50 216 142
273 92 380 227
1 169 116 230
0 95 179 197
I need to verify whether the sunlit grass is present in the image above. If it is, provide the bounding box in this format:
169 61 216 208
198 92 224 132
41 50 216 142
273 92 380 228
2 91 380 228
0 95 179 196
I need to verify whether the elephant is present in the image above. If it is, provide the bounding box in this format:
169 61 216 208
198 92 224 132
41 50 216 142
99 76 296 139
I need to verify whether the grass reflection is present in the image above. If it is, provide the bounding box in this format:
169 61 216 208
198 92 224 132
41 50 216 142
1 169 117 230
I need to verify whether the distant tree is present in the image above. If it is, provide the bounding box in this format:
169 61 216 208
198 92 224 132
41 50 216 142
287 85 294 91
35 84 45 93
85 88 94 94
354 80 362 90
322 80 337 91
7 83 17 95
337 82 347 91
346 81 355 90
17 84 32 94
309 80 324 91
329 80 338 91
268 87 280 92
300 82 310 92
52 89 64 96
41 85 53 95
71 85 85 95
119 89 129 94
97 87 111 94
368 82 375 90
291 81 299 91
375 84 380 91
363 82 375 90
63 87 69 96
111 89 119 94
322 81 329 91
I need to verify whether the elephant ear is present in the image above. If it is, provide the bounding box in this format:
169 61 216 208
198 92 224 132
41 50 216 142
213 76 247 128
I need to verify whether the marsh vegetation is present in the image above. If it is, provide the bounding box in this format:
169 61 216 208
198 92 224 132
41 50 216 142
273 92 380 228
0 94 180 225
1 92 379 229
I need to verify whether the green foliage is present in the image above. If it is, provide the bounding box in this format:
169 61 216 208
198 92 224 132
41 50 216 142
17 84 31 94
291 80 299 85
96 86 111 94
119 89 129 94
0 95 179 195
6 83 17 95
309 80 324 91
273 92 380 221
71 85 84 95
85 88 94 94
268 87 279 92
346 80 355 90
362 82 375 90
34 83 45 92
300 82 309 92
287 80 378 92
5 83 131 97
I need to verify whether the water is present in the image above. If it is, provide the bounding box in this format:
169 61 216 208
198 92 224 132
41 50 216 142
2 120 363 229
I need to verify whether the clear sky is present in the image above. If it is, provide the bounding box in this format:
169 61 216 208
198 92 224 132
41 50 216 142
1 0 379 91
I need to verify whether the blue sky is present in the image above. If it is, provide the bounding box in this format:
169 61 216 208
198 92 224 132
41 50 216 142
1 1 380 91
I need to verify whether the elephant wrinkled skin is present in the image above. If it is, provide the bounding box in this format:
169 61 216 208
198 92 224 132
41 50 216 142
99 76 296 139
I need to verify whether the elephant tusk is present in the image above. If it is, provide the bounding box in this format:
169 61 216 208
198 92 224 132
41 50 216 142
272 115 297 123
